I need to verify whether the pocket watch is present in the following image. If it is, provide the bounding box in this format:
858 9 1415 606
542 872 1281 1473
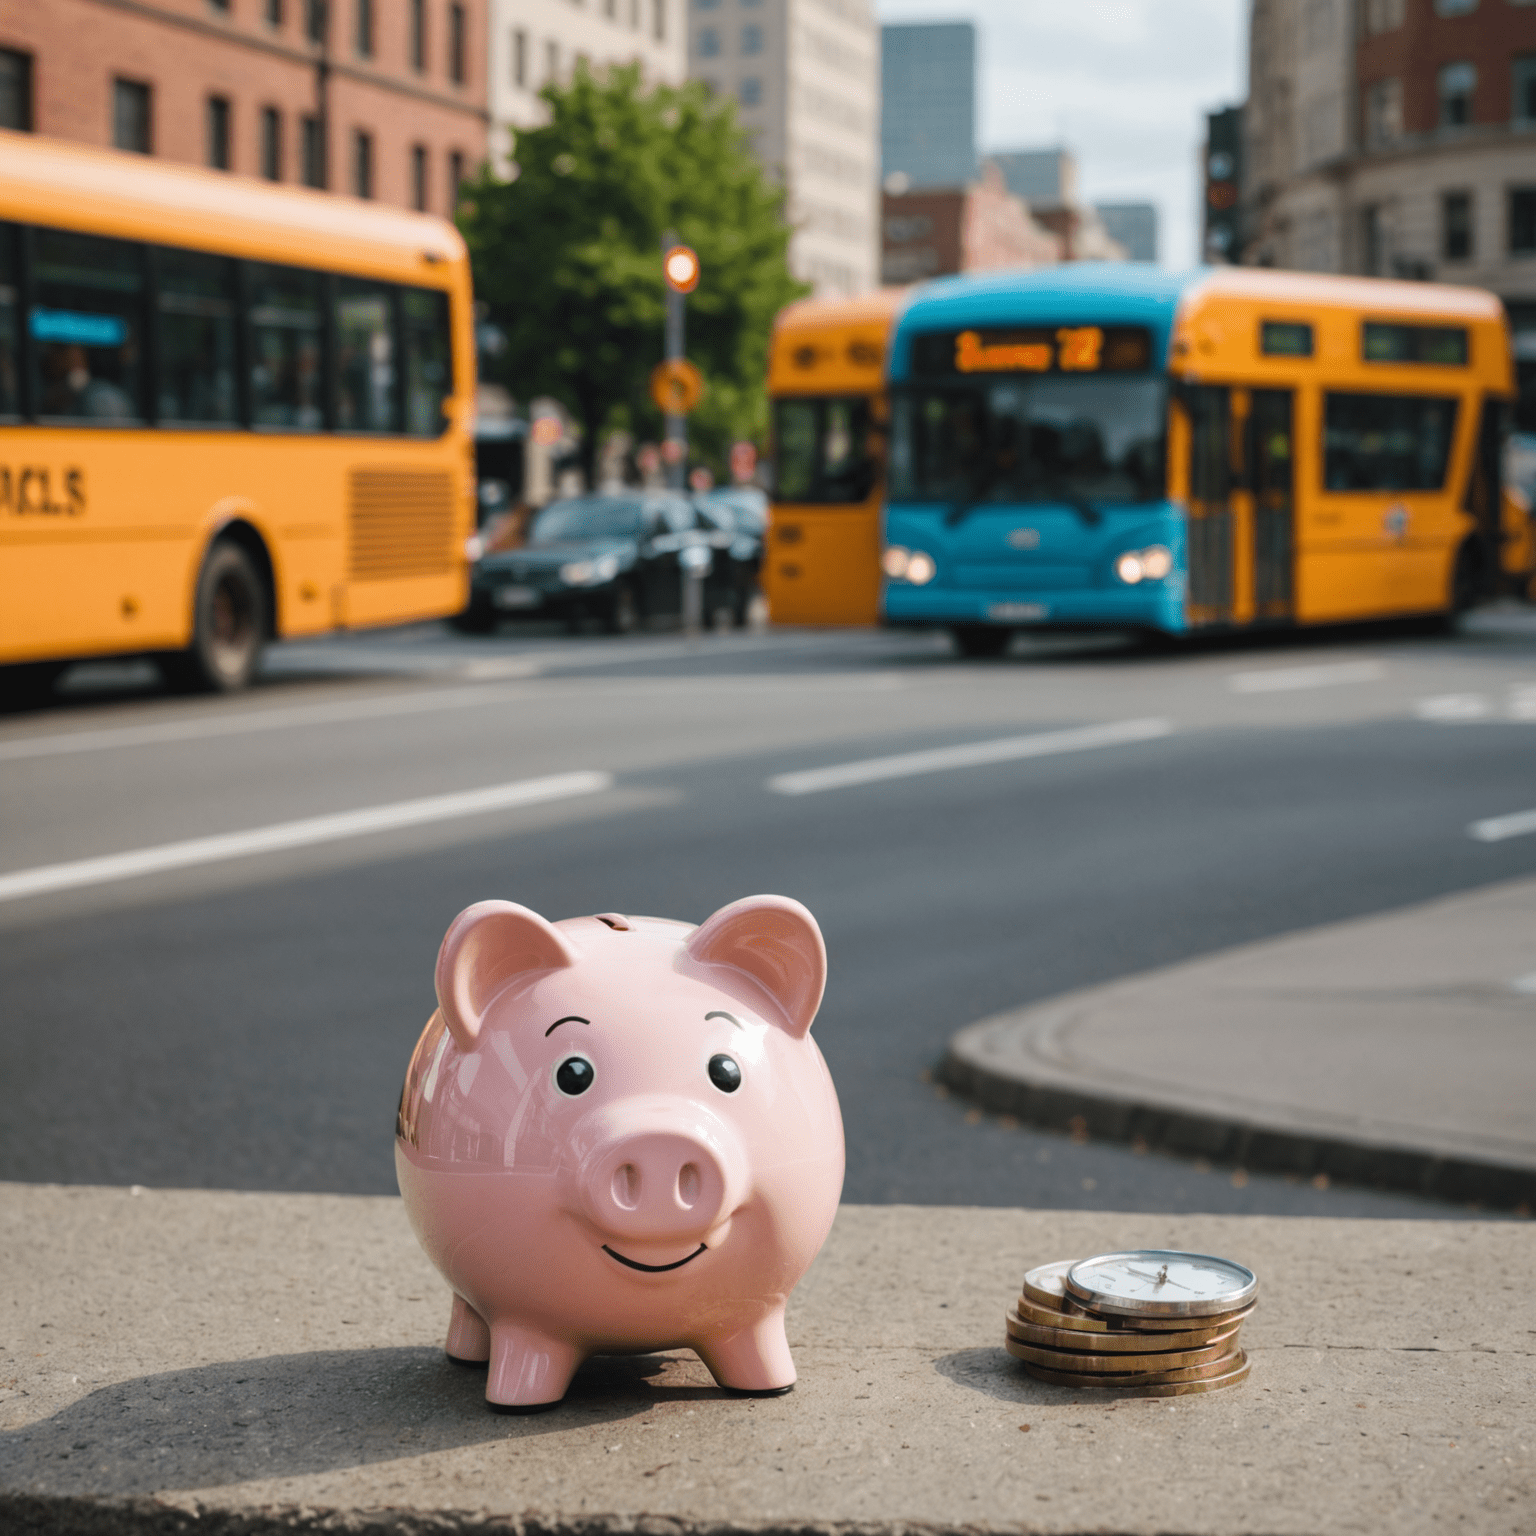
1065 1249 1258 1318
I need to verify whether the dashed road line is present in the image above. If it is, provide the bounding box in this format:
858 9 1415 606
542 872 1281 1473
1467 807 1536 844
1227 660 1386 694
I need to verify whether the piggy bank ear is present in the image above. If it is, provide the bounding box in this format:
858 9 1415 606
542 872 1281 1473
435 901 578 1051
684 895 826 1038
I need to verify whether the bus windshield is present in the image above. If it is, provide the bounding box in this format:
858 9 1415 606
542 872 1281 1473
888 376 1166 511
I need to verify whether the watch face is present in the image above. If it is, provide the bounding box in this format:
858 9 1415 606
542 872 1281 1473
1066 1250 1258 1317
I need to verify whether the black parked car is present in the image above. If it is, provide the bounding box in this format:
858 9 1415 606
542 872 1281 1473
458 491 756 634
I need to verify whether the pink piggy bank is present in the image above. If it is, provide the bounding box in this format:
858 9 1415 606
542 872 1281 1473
395 894 845 1410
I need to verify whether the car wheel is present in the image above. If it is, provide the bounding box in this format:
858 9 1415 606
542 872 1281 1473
605 582 641 635
452 593 496 634
162 539 266 693
950 624 1012 658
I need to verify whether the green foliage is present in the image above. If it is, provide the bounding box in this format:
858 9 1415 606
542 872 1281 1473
459 64 807 482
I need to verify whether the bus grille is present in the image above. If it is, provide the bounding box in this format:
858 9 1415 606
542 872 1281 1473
349 468 457 581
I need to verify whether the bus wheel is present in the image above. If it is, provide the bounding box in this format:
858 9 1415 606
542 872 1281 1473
164 539 267 693
0 661 65 712
950 624 1012 658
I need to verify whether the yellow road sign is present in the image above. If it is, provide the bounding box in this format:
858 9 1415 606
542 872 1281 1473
650 358 705 416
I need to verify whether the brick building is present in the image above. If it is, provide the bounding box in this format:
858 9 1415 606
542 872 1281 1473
0 0 487 217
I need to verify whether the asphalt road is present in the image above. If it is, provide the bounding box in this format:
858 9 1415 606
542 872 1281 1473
3 612 1535 1218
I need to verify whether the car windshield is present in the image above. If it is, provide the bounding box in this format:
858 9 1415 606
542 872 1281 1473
888 376 1167 508
527 497 643 544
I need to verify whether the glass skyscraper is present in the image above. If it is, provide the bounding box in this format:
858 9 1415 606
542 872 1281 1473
880 22 976 191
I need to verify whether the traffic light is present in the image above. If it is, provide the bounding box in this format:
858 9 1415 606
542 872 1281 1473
663 244 701 294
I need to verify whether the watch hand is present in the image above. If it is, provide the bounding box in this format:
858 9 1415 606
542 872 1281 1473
1125 1264 1197 1292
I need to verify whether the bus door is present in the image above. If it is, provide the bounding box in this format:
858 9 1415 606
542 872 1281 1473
1248 389 1295 620
1185 385 1234 625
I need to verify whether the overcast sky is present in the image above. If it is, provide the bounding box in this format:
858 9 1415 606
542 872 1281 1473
874 0 1248 268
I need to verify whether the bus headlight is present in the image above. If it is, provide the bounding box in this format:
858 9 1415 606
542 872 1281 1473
560 554 620 586
905 550 937 585
1115 545 1172 585
883 545 911 578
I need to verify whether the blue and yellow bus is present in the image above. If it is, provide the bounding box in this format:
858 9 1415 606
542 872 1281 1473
881 264 1526 655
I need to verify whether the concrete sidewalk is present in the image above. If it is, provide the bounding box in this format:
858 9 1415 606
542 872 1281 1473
2 1183 1533 1535
944 876 1536 1208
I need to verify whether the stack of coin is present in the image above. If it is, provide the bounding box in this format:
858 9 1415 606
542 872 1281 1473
1005 1253 1257 1396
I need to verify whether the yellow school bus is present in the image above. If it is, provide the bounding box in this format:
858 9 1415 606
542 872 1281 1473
764 288 905 625
881 265 1528 648
0 130 475 697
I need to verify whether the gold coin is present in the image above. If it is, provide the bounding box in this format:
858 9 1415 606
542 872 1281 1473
1005 1334 1237 1375
1020 1350 1251 1394
1016 1291 1256 1334
1021 1259 1078 1309
1006 1308 1241 1354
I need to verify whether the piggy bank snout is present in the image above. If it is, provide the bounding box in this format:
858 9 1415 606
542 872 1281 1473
579 1107 744 1242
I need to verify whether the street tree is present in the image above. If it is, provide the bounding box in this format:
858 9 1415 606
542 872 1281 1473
459 65 806 486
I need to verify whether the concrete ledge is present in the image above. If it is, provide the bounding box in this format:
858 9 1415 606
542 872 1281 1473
3 1184 1535 1535
942 879 1536 1210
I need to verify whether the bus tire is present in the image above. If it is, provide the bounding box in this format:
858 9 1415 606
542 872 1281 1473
163 539 267 693
0 660 65 711
950 624 1012 658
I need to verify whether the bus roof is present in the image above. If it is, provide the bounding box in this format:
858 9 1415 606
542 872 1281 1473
0 128 465 282
769 287 908 396
774 287 910 336
1181 265 1505 323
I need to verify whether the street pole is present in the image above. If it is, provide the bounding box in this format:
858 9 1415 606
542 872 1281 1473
662 229 686 492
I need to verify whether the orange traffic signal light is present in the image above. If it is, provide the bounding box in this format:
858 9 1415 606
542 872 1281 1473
663 244 701 294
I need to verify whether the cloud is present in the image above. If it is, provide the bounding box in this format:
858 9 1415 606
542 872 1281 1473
876 0 1246 265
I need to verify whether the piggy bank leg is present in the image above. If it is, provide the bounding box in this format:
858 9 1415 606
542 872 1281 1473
486 1322 580 1411
445 1294 491 1364
696 1306 795 1396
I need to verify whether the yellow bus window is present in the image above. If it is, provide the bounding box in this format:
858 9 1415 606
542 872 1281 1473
1260 320 1313 357
1362 321 1468 367
33 227 144 422
336 277 398 433
0 222 17 419
402 286 451 437
772 395 875 503
156 247 238 427
1323 392 1459 491
249 263 323 431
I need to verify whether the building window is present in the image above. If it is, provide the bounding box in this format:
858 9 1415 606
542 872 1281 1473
0 48 33 131
1515 57 1536 125
741 22 762 54
654 0 665 42
1433 0 1477 13
546 39 559 81
1365 77 1402 146
260 107 282 179
410 0 426 71
605 0 616 17
1442 191 1473 261
1513 188 1536 256
513 28 527 86
266 0 284 25
301 113 325 186
1363 0 1404 30
206 95 231 170
1439 62 1476 128
695 0 720 7
449 3 466 83
353 128 374 198
740 75 761 106
698 26 720 56
631 0 640 26
209 0 230 12
305 0 327 43
356 0 374 56
412 144 429 209
113 79 153 154
448 150 465 213
1361 204 1384 275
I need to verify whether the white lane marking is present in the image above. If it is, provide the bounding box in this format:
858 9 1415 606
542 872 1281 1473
1512 971 1536 996
1228 660 1385 693
1508 685 1536 721
1468 807 1536 843
0 684 537 764
0 771 613 903
1416 694 1491 722
767 718 1172 797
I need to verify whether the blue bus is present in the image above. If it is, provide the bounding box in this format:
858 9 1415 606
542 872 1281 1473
879 264 1517 654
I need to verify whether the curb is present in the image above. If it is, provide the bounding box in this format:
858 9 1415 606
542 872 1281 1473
940 1028 1536 1212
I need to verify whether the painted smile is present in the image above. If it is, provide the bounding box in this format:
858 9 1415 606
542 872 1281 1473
602 1243 707 1273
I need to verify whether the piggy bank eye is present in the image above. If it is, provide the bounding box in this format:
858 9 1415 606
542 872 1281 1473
708 1054 741 1093
554 1056 595 1096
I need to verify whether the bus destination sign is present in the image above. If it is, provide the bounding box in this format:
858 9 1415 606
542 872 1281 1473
912 324 1153 377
